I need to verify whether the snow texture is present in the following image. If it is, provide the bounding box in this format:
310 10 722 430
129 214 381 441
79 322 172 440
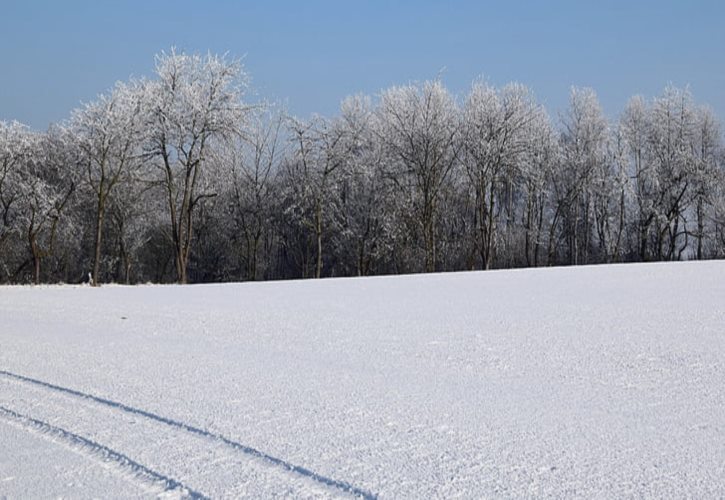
1 261 724 498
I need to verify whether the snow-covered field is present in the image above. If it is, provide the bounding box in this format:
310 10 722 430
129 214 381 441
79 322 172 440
1 261 724 498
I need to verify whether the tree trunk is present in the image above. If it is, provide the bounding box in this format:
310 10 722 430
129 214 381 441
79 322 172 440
534 199 544 267
696 196 704 260
29 237 40 285
33 255 40 285
92 200 105 287
357 239 365 277
315 203 323 279
639 217 649 261
483 182 495 270
524 192 533 267
424 214 435 273
124 260 131 285
250 238 259 281
118 234 131 285
547 206 562 266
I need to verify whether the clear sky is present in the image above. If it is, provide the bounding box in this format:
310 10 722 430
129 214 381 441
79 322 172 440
1 0 723 129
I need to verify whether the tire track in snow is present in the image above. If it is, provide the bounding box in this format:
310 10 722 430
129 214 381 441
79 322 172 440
0 370 376 499
0 405 208 499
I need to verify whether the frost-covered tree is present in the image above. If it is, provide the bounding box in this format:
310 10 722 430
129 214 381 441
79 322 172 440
519 108 558 267
14 128 76 284
0 121 35 277
648 85 697 260
145 49 248 283
285 114 350 278
461 82 540 269
3 52 725 283
553 87 609 265
378 81 460 272
71 80 147 286
690 106 721 259
621 95 657 260
334 95 393 276
592 124 628 262
224 106 285 280
712 162 725 258
104 175 157 284
619 87 719 261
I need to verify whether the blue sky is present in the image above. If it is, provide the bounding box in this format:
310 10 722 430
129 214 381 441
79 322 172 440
1 0 723 129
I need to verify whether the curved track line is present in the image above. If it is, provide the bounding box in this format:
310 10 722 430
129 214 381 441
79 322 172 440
0 370 376 499
0 405 208 500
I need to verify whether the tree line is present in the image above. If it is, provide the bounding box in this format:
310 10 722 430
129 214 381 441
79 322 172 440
1 50 724 285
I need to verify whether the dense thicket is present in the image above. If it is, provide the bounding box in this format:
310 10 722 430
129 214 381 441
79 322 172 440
1 50 724 284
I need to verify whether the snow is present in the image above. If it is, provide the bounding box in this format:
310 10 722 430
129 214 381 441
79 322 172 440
1 261 724 498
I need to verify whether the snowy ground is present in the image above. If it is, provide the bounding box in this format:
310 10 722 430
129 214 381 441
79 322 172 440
1 261 724 498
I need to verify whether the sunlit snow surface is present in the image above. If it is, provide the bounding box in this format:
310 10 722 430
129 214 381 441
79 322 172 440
1 261 724 498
